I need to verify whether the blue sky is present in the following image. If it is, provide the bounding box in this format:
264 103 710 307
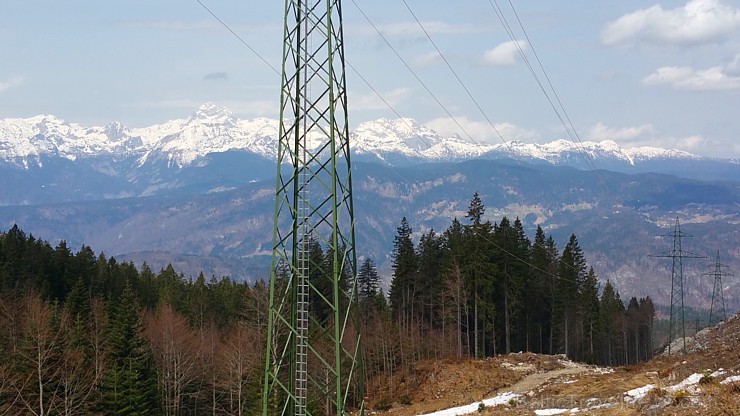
1 0 739 158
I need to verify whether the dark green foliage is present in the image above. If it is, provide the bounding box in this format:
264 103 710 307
0 226 268 414
383 193 654 367
389 217 418 325
416 229 444 328
528 226 558 354
554 234 587 357
0 205 659 415
463 193 496 357
100 282 160 415
358 257 384 311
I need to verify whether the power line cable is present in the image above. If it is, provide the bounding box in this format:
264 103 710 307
487 0 596 171
195 0 596 276
195 0 280 75
467 226 583 286
195 0 425 143
399 1 590 272
349 0 482 147
400 0 520 158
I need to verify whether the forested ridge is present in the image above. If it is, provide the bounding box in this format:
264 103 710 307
0 194 657 414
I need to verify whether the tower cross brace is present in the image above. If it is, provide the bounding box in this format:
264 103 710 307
650 218 706 355
262 0 363 415
702 250 733 327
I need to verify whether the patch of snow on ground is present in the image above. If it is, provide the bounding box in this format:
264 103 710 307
666 373 702 392
721 375 740 384
710 369 725 378
623 384 655 404
591 366 614 374
416 392 520 416
534 409 578 415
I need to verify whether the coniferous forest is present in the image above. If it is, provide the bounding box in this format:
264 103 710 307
0 194 657 415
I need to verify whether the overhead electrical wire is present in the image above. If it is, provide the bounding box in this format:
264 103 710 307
349 0 481 148
194 0 595 278
399 0 520 158
195 0 280 75
487 0 596 171
398 1 589 274
476 228 585 286
195 0 418 133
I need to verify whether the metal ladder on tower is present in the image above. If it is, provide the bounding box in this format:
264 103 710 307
294 10 313 414
295 163 309 416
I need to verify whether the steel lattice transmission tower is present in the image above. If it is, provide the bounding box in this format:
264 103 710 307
262 0 363 415
650 218 706 355
703 250 733 327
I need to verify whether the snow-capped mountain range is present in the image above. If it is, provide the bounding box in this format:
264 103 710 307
1 104 738 309
0 103 709 169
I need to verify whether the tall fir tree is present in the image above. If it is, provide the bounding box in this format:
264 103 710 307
388 217 418 330
463 193 496 357
599 281 625 365
358 257 383 311
528 226 555 353
100 281 161 415
416 229 444 329
555 234 587 358
579 267 600 362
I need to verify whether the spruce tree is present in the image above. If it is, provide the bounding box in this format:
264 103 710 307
555 234 586 358
357 257 382 310
579 267 600 361
491 216 530 354
100 282 160 415
388 217 417 330
599 281 625 365
463 193 495 357
417 229 443 328
528 226 554 353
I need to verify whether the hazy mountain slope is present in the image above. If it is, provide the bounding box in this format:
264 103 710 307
1 160 737 312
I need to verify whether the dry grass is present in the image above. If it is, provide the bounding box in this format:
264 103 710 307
373 355 534 415
366 314 740 416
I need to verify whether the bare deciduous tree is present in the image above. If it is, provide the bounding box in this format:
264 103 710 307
145 304 201 416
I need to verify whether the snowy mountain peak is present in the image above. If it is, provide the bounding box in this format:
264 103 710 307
0 104 716 170
190 102 234 125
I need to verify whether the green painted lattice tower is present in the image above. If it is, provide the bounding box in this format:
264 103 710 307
703 250 733 327
650 218 705 355
262 0 363 415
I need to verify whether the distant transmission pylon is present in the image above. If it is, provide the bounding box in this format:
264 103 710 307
262 0 363 415
703 250 733 327
650 218 706 355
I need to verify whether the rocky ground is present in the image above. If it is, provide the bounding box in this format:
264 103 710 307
364 313 740 415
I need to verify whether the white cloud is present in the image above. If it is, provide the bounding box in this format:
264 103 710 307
425 116 535 144
353 87 411 111
483 40 528 66
727 53 740 76
601 0 740 46
585 126 738 157
642 65 740 90
588 122 655 142
413 51 442 66
0 76 25 92
653 134 740 157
